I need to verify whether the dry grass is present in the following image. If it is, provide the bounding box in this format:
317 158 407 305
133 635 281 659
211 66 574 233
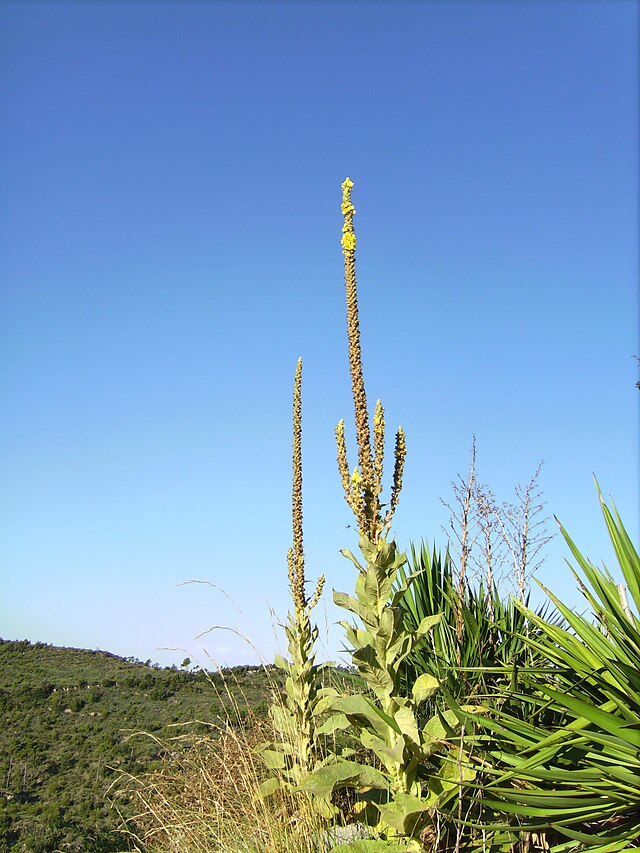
113 671 330 853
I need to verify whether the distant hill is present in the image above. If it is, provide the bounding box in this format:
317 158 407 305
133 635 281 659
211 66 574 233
0 638 280 853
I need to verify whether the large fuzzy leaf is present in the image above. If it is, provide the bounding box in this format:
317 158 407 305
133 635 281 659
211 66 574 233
334 590 377 626
376 791 437 834
412 673 440 704
297 760 389 798
332 693 400 738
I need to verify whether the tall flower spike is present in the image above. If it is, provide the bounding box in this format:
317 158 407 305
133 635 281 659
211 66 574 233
372 399 385 501
341 178 374 493
290 357 306 612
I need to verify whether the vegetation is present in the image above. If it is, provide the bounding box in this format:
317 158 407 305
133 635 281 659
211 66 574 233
256 357 332 818
5 179 637 852
297 179 477 851
0 640 279 852
458 489 640 852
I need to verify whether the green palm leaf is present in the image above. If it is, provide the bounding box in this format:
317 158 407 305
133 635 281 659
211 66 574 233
464 486 640 851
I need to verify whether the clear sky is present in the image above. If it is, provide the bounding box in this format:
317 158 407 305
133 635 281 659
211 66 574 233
1 0 638 668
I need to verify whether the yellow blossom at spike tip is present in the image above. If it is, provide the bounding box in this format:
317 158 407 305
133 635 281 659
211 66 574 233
341 176 357 255
350 466 362 485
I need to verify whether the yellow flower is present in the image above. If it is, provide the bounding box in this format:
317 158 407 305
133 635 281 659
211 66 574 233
350 466 362 485
341 177 354 192
341 232 357 251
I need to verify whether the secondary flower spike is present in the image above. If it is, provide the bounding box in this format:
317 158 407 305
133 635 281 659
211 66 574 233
288 357 324 614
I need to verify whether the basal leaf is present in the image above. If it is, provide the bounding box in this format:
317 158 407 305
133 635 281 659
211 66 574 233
377 791 435 835
331 840 421 853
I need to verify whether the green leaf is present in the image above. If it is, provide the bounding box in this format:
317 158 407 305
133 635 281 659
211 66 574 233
312 795 337 819
360 728 404 773
331 840 421 853
341 549 366 572
273 652 290 672
313 694 339 716
390 571 421 607
352 644 395 697
438 747 476 786
377 791 436 835
270 703 295 734
364 563 394 608
297 760 388 798
412 674 440 704
386 632 413 668
257 777 281 798
316 712 351 736
423 708 460 741
395 706 420 748
257 748 287 770
358 535 378 563
415 614 442 637
334 590 375 625
332 694 399 738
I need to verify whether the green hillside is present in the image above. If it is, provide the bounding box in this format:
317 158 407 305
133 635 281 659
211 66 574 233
0 639 278 853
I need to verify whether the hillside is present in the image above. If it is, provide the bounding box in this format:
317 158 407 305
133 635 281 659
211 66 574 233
0 639 280 853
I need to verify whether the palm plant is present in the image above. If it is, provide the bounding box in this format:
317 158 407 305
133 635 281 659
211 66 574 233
396 541 560 711
458 486 640 852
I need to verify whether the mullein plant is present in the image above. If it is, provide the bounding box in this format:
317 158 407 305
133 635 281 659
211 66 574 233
300 180 476 851
256 358 333 816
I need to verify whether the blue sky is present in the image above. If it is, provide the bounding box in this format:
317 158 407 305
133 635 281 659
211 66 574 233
1 0 638 668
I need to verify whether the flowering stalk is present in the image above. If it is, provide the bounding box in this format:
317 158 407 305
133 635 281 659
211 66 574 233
337 179 406 543
301 180 475 848
257 359 332 816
